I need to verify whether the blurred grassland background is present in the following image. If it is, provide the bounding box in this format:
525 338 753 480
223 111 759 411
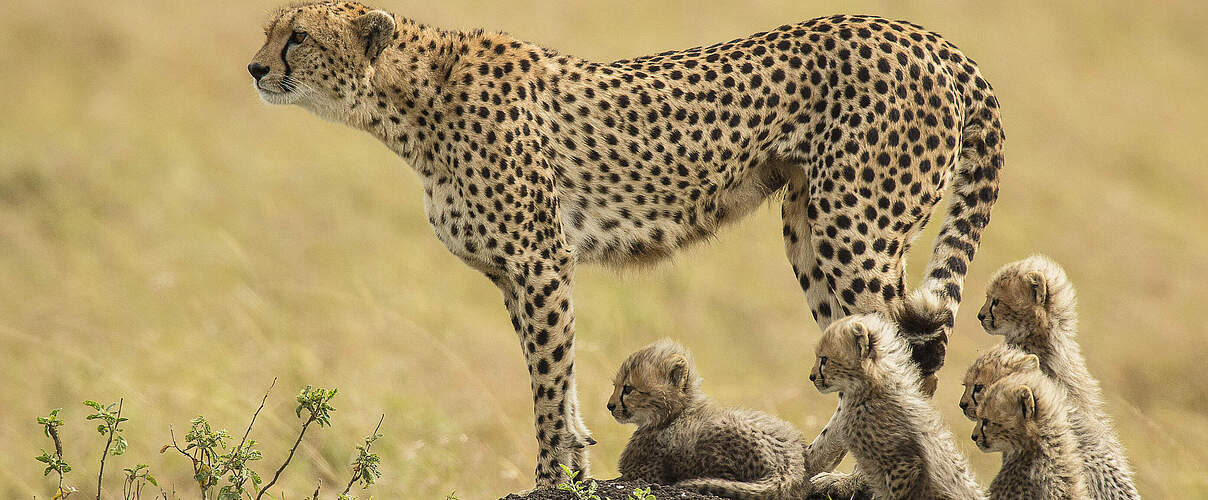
2 0 1206 497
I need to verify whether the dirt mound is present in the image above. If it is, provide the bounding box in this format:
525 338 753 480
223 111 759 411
500 478 724 500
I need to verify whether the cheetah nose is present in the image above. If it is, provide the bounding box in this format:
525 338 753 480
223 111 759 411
959 402 968 410
971 434 978 442
977 312 986 322
248 62 270 81
606 403 616 412
809 374 816 382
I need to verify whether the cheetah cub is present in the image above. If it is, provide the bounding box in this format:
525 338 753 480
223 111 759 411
609 339 807 499
809 315 985 500
973 371 1087 499
979 256 1139 498
959 344 1039 420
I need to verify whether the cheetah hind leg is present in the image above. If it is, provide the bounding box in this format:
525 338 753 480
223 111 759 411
806 471 874 500
676 476 799 500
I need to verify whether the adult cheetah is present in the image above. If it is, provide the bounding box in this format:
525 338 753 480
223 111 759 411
248 2 1004 486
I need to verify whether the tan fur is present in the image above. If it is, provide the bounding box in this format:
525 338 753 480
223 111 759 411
959 344 1040 420
808 315 986 499
979 256 1139 499
249 2 1006 485
610 340 807 499
973 372 1087 499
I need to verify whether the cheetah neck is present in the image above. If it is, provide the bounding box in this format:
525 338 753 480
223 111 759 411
343 24 468 175
1017 321 1104 416
996 428 1082 498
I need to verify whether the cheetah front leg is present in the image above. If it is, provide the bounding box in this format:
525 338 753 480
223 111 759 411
782 176 849 476
496 247 594 487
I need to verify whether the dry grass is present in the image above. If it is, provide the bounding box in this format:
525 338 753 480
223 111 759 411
2 0 1206 498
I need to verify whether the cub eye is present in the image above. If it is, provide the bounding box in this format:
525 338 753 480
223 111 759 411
990 298 999 310
622 385 634 396
981 418 989 427
818 356 828 366
289 30 308 45
972 383 984 394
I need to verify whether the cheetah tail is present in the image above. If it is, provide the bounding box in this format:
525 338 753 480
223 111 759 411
904 99 1005 375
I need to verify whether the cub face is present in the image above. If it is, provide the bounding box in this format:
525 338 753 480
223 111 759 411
972 379 1036 453
960 346 1040 420
810 315 882 394
248 2 396 111
972 372 1060 454
979 256 1070 342
608 340 697 428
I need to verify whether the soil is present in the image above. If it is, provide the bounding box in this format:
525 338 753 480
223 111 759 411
499 478 725 500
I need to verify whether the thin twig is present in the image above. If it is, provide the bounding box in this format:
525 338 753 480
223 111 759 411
97 398 123 500
340 415 385 496
254 416 316 500
48 425 66 497
224 378 276 471
308 479 321 500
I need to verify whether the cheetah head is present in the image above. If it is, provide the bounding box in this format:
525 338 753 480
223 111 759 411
810 314 891 394
978 255 1076 343
972 372 1060 454
960 345 1040 420
608 339 702 428
248 2 396 116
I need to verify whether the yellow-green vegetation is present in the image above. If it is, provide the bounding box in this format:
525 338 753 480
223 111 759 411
2 0 1205 498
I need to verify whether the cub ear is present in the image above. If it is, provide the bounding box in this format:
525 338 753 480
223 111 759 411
1024 271 1047 306
667 355 689 390
1013 385 1037 420
352 10 395 61
1019 354 1041 372
851 322 873 359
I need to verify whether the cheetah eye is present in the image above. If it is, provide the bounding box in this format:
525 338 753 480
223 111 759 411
819 356 828 366
990 298 999 311
972 383 984 394
622 385 634 396
288 30 308 45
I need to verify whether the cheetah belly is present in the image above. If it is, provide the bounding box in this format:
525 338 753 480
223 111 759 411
559 158 786 266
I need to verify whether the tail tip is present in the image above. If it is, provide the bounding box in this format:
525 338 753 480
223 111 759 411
896 288 953 337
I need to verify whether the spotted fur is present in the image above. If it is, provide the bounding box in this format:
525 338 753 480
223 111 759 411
609 340 808 499
248 2 1005 485
808 315 986 499
973 371 1087 500
978 256 1138 499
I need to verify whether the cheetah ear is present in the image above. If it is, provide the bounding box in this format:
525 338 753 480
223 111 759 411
352 10 395 61
1024 271 1047 306
1014 385 1037 420
851 322 873 359
1019 354 1041 372
667 355 689 390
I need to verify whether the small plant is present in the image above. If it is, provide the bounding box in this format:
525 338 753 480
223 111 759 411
254 385 339 499
35 381 383 499
627 486 656 500
83 399 127 500
35 408 77 498
338 415 385 499
120 464 158 500
556 464 601 500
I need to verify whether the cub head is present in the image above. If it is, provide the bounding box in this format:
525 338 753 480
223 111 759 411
978 255 1075 342
960 345 1040 420
608 339 702 428
972 371 1063 454
248 2 397 112
811 314 897 394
